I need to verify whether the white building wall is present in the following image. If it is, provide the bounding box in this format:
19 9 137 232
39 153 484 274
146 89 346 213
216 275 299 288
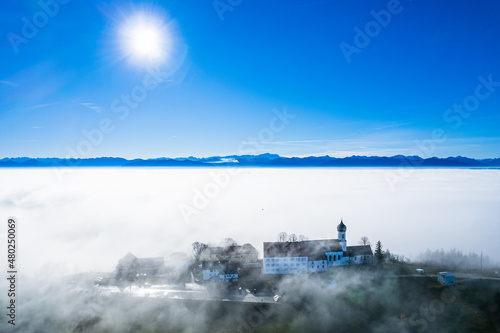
203 269 219 280
308 260 328 272
350 255 373 264
263 257 308 274
219 273 238 282
325 251 344 267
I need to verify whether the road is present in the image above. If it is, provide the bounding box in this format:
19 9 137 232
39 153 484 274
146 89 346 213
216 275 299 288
397 272 500 282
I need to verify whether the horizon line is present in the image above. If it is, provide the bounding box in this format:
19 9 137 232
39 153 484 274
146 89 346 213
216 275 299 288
1 153 500 160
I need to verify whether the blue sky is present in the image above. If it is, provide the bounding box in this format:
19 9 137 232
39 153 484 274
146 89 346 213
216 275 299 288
1 0 499 158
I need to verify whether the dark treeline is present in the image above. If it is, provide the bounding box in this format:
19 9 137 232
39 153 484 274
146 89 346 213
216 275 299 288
415 248 498 269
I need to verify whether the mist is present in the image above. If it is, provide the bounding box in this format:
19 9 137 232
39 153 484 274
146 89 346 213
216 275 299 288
1 166 499 332
0 167 499 276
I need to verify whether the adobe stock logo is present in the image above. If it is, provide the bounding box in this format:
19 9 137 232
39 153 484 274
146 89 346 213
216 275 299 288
213 0 243 22
384 74 500 192
7 0 71 54
178 107 295 224
52 65 173 182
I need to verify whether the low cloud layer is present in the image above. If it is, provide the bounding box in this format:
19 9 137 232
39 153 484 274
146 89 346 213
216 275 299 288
0 167 499 276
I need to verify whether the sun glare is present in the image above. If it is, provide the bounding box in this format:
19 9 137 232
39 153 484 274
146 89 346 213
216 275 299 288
120 13 171 65
130 25 162 57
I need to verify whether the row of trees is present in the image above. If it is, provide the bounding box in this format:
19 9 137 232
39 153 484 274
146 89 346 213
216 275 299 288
416 248 497 269
277 233 373 245
374 240 407 264
276 232 308 242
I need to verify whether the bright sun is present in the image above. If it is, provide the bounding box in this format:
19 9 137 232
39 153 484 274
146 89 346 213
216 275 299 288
120 13 170 64
130 25 162 58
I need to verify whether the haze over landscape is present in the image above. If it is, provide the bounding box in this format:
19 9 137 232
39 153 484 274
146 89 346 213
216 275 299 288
1 0 500 331
1 167 498 276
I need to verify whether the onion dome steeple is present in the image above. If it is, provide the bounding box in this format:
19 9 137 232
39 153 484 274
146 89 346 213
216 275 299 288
337 219 347 250
337 219 347 232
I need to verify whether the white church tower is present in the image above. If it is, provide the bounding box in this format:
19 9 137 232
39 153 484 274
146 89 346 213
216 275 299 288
337 219 347 251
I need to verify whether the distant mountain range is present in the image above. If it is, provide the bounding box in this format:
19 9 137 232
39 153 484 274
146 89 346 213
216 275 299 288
1 154 500 168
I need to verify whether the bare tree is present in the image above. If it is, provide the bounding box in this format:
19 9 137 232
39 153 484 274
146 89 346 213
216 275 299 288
288 233 298 242
277 232 288 242
359 236 370 246
192 242 208 263
298 234 308 242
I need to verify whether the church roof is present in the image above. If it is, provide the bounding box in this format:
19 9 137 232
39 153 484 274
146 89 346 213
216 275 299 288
264 239 342 258
346 245 373 256
337 220 347 232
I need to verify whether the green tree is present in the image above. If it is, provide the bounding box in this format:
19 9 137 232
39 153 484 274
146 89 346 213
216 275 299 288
375 240 384 263
385 249 392 261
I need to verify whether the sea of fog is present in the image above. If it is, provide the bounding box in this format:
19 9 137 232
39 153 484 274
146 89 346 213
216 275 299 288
0 167 499 276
